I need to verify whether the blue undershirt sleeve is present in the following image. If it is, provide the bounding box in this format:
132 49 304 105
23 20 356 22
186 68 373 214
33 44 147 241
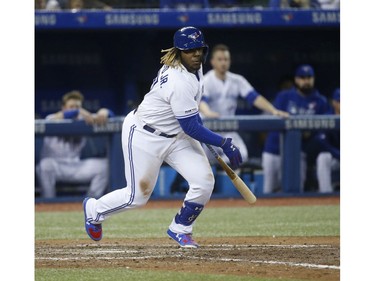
63 109 79 119
178 114 224 147
197 114 203 125
201 96 210 103
245 90 260 106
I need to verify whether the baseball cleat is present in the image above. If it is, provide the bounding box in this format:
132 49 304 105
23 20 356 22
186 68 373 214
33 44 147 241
83 197 102 241
167 229 199 248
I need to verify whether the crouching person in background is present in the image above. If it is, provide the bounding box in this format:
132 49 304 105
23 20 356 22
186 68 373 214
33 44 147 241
36 90 114 199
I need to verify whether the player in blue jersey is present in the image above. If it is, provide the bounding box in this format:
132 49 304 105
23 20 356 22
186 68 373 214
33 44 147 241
262 64 331 193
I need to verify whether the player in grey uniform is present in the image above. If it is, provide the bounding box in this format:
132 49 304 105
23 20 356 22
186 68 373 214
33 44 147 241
36 90 112 198
83 27 243 248
200 44 289 164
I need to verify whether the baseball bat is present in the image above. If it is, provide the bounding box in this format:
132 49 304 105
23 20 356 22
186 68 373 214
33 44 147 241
205 144 257 204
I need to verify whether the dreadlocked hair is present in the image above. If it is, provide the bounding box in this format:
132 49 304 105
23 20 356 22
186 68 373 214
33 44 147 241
160 47 181 68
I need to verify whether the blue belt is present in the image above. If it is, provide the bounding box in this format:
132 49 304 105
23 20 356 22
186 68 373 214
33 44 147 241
143 125 177 138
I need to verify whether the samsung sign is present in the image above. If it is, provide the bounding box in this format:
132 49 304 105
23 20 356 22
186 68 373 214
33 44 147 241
207 12 262 25
105 13 159 26
285 118 336 130
312 11 340 24
35 14 57 26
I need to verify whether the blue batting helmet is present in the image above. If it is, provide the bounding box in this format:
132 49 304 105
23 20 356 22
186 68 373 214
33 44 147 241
174 26 209 62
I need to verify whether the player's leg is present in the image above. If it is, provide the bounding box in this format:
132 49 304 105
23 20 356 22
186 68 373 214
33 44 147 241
331 158 340 190
316 152 333 193
331 158 340 171
164 135 214 246
262 152 281 193
71 158 109 198
300 152 307 192
36 157 63 198
84 113 166 225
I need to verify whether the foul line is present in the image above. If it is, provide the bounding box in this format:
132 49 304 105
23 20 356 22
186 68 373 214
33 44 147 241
36 253 339 270
73 243 337 249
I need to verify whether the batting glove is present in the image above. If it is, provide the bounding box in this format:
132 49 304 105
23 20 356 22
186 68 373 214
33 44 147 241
221 138 243 169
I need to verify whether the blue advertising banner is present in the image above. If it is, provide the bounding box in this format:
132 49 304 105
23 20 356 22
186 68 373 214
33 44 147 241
35 9 340 29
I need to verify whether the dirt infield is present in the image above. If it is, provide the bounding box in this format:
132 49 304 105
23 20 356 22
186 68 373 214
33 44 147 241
35 197 340 280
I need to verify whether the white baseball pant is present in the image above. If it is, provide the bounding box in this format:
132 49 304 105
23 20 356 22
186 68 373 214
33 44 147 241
316 152 340 193
36 157 109 198
85 111 215 235
262 152 307 193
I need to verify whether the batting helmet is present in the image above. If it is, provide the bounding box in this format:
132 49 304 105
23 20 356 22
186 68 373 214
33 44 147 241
173 26 209 62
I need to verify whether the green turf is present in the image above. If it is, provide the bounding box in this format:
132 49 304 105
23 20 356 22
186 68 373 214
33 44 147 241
35 205 339 240
35 268 307 281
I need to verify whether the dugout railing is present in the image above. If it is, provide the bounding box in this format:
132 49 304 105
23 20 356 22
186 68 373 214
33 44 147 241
34 115 340 203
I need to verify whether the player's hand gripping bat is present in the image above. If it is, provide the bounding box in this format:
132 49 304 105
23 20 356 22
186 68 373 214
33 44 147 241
205 144 257 204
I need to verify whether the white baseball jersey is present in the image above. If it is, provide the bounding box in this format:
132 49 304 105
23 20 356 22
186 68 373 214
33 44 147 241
86 63 215 235
40 114 86 160
201 70 254 163
137 64 204 135
202 70 254 116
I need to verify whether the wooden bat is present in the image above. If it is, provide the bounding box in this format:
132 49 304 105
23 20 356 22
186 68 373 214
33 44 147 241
205 144 257 204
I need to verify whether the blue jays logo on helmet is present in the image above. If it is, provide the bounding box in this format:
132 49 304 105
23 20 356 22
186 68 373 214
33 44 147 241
173 26 209 62
188 31 201 41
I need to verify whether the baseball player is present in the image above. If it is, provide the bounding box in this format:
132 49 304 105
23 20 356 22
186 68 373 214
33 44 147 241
83 27 242 248
36 90 113 198
316 88 340 192
200 44 289 165
262 64 331 193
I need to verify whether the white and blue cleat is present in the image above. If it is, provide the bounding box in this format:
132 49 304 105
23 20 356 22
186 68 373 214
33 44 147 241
167 229 199 248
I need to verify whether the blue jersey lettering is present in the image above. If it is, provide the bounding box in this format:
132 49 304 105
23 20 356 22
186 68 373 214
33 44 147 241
160 74 169 87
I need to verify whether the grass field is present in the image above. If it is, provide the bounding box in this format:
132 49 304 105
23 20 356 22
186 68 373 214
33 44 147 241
35 205 339 240
35 201 340 281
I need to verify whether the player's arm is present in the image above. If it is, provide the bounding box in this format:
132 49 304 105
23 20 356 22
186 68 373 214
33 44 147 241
76 108 96 124
178 114 242 168
46 110 79 120
178 114 223 146
250 94 289 118
199 97 220 118
93 108 115 125
46 111 65 120
238 75 289 118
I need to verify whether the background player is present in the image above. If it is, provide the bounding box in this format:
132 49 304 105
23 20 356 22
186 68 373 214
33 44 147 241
262 64 331 193
83 26 242 248
36 90 113 198
316 88 340 192
200 43 289 164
